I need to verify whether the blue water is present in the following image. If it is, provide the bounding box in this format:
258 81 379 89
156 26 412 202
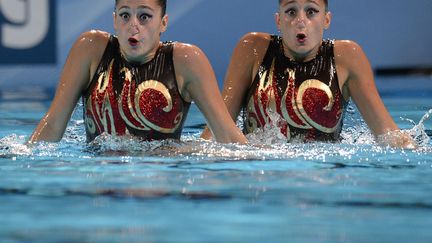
1 85 432 242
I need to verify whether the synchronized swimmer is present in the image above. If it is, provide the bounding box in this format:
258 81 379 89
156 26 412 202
28 0 418 149
29 0 246 144
201 0 417 149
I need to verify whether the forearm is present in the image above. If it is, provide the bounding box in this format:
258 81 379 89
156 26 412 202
196 101 246 144
28 116 66 143
200 127 213 140
211 123 247 144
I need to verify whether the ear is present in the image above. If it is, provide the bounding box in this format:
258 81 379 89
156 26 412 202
275 12 281 32
113 11 118 34
160 14 169 33
324 11 332 30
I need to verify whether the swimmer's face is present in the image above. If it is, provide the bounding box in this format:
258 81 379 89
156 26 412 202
276 0 331 61
114 0 168 63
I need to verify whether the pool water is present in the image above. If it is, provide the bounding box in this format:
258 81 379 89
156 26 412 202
1 87 432 242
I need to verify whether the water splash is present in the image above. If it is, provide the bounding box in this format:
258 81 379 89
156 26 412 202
405 108 432 146
187 104 431 163
87 133 180 155
0 134 31 157
246 110 287 145
244 106 376 146
2 103 431 164
339 103 376 144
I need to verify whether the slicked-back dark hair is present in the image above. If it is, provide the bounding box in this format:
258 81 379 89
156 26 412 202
115 0 167 17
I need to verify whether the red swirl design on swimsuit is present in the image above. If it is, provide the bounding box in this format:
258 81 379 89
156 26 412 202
86 61 125 136
85 61 182 136
246 62 343 138
295 78 343 133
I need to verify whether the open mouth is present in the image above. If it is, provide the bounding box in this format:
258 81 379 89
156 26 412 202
128 37 139 46
296 33 307 43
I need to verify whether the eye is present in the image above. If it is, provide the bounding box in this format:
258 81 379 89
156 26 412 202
285 8 297 16
119 12 130 22
306 8 319 17
139 13 152 23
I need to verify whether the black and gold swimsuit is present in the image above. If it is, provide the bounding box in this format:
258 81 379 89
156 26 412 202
243 36 348 141
83 35 190 142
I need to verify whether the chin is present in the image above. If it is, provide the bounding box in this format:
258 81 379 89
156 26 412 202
294 46 311 53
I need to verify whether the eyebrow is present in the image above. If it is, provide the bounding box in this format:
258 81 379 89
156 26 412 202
308 0 320 5
284 0 320 6
118 5 154 12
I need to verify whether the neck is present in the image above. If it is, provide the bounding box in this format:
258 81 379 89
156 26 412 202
282 41 322 63
119 43 161 65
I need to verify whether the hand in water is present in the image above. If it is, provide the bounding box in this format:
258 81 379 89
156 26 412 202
377 130 417 149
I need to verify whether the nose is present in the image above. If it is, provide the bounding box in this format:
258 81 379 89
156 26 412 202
295 12 306 28
128 18 139 33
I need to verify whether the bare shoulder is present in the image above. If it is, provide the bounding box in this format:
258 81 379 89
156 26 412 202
230 32 273 76
172 42 207 66
334 40 367 64
66 30 111 90
236 32 272 53
334 39 374 93
172 42 212 85
78 30 109 43
73 30 109 56
240 32 272 44
334 40 372 76
171 42 216 101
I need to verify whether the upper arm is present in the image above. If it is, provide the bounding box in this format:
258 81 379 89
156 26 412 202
173 43 246 143
335 40 398 135
173 43 221 120
51 30 108 118
29 31 108 142
222 32 271 119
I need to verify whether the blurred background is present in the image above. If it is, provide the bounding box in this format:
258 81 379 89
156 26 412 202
0 0 431 101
